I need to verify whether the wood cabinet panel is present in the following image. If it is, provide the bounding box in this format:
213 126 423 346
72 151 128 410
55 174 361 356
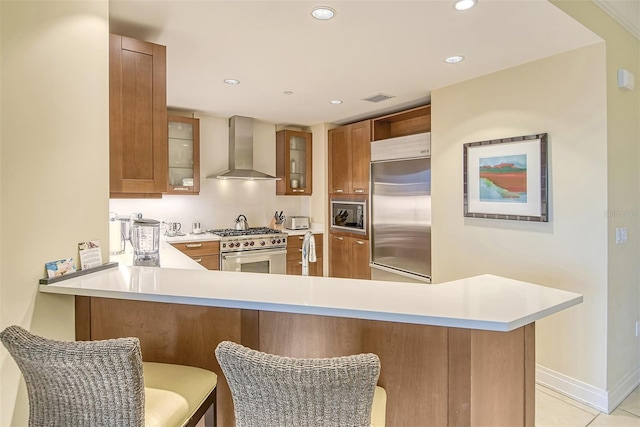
329 234 350 278
328 120 371 196
328 126 351 194
372 105 431 141
286 233 323 276
76 299 536 427
349 121 371 194
329 234 369 279
88 298 241 427
171 241 220 270
351 238 371 280
110 34 167 197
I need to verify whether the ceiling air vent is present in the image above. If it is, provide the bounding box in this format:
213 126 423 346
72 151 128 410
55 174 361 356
362 93 396 103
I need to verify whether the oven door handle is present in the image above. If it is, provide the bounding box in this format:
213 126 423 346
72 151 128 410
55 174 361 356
221 248 287 261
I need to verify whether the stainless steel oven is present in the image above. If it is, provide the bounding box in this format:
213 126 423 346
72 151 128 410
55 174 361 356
209 227 287 274
221 247 286 274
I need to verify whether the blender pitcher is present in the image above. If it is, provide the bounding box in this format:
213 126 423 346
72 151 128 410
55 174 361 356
131 219 161 267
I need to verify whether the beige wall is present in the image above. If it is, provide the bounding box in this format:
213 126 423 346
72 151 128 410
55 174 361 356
431 41 610 393
0 1 109 425
432 0 640 409
552 0 640 400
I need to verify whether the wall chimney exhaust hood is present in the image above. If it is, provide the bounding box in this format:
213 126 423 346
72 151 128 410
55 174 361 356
206 115 279 180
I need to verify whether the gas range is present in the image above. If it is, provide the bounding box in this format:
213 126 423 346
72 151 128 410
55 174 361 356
207 227 287 252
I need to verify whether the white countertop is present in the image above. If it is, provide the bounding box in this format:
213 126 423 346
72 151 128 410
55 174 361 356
39 262 581 332
110 240 207 271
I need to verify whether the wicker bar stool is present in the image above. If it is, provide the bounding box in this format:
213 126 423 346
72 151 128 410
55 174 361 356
215 340 386 427
1 325 217 427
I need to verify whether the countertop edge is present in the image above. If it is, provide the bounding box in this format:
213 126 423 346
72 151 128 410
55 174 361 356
38 268 583 332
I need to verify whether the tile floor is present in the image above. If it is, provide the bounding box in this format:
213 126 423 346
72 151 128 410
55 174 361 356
536 384 640 426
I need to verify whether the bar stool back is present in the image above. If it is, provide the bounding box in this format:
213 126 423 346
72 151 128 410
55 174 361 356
1 325 217 427
215 340 385 427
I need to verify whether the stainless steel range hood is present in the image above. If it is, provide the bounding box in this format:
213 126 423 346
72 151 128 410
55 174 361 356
206 115 279 180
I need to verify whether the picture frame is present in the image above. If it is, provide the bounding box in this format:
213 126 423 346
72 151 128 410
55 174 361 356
463 133 548 222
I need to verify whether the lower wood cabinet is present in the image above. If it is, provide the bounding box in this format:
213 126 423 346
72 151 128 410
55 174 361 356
329 234 370 280
170 241 220 270
286 233 323 276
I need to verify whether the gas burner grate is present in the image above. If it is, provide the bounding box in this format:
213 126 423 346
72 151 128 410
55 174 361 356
207 227 283 237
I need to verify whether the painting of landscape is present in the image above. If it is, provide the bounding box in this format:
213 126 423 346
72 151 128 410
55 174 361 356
478 154 527 202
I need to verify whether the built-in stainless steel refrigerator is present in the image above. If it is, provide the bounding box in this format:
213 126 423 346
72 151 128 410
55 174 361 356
370 133 431 283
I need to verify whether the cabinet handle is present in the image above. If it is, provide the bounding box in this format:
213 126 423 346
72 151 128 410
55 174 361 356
293 189 305 193
298 261 303 265
334 189 344 193
334 236 344 241
354 189 365 193
185 243 202 248
298 236 304 240
355 240 365 245
299 249 303 252
173 187 190 191
194 258 202 263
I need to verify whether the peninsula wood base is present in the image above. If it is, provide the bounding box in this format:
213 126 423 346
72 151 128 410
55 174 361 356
76 296 534 426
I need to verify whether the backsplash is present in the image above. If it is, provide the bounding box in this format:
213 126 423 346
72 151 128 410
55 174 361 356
109 113 312 232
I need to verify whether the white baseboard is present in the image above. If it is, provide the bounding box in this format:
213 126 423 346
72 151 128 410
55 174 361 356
536 364 640 414
608 366 640 413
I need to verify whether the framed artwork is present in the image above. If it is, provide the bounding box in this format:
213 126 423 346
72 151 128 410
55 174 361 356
463 133 548 222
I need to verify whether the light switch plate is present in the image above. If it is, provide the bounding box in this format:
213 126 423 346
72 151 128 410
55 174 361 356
615 227 628 244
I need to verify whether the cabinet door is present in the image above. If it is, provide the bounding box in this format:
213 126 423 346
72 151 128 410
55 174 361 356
328 126 351 195
286 233 323 276
350 120 371 195
276 131 312 195
329 234 351 278
167 116 200 195
109 34 167 197
351 238 371 280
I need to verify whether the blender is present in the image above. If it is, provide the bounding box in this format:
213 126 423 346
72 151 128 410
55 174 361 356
131 218 161 267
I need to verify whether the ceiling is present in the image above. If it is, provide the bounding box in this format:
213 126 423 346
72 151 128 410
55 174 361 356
109 0 609 127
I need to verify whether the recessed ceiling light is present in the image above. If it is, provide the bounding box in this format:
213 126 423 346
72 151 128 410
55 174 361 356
311 7 336 20
283 91 294 95
224 79 240 85
329 100 342 105
454 0 477 11
444 55 465 64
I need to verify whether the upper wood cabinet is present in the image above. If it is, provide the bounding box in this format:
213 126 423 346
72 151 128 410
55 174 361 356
167 115 200 195
109 34 167 198
372 105 431 141
276 130 312 195
328 120 371 195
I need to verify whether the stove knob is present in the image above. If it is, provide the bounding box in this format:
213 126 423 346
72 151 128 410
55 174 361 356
271 239 276 244
260 241 266 246
235 242 241 248
250 241 255 246
277 239 281 244
244 241 249 247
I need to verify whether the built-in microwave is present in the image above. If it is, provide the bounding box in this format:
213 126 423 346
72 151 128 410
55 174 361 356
330 199 366 234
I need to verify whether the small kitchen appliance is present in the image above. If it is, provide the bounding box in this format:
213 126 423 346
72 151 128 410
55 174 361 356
131 218 161 267
330 200 366 234
284 216 310 230
234 214 249 230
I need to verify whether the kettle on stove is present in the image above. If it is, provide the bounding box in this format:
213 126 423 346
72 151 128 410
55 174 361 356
235 214 249 231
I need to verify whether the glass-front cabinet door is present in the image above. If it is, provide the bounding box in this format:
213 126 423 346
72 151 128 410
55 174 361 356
167 115 200 194
276 130 312 195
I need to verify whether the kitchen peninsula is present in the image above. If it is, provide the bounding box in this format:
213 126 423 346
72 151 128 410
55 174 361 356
40 264 581 426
